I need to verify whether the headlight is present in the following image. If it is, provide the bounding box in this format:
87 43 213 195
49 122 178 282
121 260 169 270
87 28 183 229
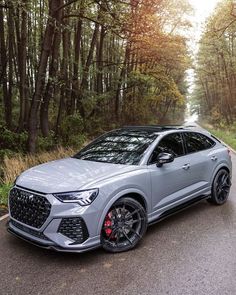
53 188 99 206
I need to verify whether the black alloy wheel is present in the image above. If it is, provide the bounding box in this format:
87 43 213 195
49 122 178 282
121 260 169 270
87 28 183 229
208 169 231 205
101 197 147 253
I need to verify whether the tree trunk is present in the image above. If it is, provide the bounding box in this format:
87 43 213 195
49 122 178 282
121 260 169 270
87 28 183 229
17 0 28 131
28 0 61 153
0 5 11 128
96 25 105 94
7 2 14 129
55 17 69 135
70 16 83 114
78 21 100 117
115 44 130 120
40 0 63 137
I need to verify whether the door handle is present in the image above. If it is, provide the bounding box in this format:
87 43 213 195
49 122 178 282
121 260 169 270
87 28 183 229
182 163 190 170
211 156 218 161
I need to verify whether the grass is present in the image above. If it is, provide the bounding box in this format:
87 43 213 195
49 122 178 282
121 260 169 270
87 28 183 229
0 183 12 208
1 146 76 184
202 123 236 151
0 146 77 207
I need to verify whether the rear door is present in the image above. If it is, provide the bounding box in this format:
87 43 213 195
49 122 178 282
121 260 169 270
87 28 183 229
182 131 218 192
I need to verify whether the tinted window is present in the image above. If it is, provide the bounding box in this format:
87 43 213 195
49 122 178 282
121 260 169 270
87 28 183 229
184 132 215 153
74 129 158 165
149 133 184 164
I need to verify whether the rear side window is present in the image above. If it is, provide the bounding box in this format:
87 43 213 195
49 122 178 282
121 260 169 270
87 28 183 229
149 133 184 164
184 132 215 154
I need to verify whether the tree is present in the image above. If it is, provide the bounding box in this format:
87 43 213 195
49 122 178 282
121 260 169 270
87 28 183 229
193 0 236 125
0 0 192 153
28 0 63 152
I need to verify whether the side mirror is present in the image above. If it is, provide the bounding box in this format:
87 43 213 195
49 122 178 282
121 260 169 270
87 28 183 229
156 152 174 167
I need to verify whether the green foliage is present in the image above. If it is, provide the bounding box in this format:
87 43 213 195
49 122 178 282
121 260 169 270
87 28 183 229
203 125 236 151
60 113 86 148
0 0 191 157
37 132 56 152
122 70 186 124
0 125 27 155
0 149 16 161
193 0 236 125
0 183 12 207
65 134 87 148
61 113 84 135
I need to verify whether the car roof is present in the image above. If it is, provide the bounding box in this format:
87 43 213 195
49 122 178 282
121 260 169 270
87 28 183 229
119 125 216 139
121 125 193 133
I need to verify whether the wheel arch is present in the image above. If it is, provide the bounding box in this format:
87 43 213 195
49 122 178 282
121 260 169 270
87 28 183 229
118 192 147 212
211 164 231 184
208 165 231 205
97 189 149 235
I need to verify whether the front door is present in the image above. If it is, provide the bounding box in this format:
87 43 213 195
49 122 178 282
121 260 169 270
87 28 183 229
148 132 192 211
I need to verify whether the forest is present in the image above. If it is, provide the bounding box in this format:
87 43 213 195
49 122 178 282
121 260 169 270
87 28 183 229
193 0 236 128
0 0 192 157
6 0 236 208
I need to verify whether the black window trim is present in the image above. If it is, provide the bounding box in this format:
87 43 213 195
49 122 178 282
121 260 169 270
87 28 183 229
183 131 216 155
147 131 186 165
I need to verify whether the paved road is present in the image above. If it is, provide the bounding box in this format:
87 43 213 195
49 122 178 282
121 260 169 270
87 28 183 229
0 153 236 294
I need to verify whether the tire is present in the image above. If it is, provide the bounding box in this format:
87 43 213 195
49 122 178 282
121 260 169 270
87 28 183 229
101 197 147 253
207 169 231 205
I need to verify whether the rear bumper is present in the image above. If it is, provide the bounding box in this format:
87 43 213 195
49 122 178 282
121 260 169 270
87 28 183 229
7 219 101 253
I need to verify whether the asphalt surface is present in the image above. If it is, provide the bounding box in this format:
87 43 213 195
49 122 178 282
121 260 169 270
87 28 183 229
1 156 236 294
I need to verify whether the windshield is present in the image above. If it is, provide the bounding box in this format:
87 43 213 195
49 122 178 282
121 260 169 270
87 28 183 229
73 129 159 165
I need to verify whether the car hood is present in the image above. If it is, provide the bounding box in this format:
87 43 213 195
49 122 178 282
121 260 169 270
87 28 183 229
16 158 139 194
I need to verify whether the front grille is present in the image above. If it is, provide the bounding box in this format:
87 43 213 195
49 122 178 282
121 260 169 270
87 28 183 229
9 187 51 228
58 217 89 244
10 220 49 241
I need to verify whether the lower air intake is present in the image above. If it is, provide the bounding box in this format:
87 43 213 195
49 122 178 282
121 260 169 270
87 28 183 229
58 217 89 244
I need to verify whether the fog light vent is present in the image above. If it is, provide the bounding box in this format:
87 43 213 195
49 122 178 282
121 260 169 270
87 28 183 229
58 217 89 244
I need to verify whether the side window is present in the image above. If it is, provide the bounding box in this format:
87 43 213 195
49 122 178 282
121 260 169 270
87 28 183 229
184 132 215 154
149 133 184 164
200 133 216 149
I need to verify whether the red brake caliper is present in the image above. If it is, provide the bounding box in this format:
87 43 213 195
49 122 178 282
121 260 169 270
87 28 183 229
104 212 113 237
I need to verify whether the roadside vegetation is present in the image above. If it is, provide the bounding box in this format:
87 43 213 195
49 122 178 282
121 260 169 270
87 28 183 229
0 184 11 209
202 123 236 151
192 0 236 156
0 0 192 152
192 1 236 131
0 147 76 208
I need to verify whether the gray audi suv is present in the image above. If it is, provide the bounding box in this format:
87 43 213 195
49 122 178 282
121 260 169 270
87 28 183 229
7 126 232 253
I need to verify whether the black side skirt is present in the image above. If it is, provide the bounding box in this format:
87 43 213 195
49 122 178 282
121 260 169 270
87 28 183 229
149 195 209 226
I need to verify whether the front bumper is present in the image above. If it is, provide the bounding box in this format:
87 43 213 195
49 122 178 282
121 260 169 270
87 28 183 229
7 186 102 253
7 222 100 253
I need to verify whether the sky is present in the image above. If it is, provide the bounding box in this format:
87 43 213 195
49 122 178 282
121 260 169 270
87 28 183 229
188 0 220 47
187 0 220 89
185 0 220 122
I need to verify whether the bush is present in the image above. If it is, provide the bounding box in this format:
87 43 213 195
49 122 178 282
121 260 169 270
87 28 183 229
0 125 27 154
66 134 87 148
60 113 86 147
0 149 16 160
61 113 84 135
37 132 56 152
